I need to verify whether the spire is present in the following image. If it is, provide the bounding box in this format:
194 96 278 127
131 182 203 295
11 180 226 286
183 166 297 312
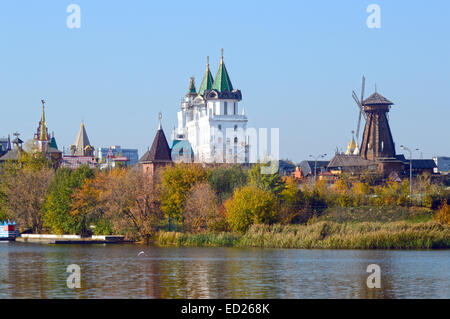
187 76 197 96
213 48 234 92
198 56 214 96
39 99 48 141
345 131 357 155
74 121 92 156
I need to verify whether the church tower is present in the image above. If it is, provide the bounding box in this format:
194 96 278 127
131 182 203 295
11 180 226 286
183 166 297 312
174 49 249 163
35 100 50 152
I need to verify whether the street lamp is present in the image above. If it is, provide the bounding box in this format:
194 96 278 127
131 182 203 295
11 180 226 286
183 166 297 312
309 153 327 183
400 145 419 203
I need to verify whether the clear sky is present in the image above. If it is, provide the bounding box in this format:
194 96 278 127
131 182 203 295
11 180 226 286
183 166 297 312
1 0 449 163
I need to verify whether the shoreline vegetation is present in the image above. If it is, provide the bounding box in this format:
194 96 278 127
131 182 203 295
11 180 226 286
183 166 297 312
155 221 450 249
0 154 449 249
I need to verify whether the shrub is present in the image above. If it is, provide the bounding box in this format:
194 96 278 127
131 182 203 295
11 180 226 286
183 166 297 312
225 185 278 232
433 200 450 225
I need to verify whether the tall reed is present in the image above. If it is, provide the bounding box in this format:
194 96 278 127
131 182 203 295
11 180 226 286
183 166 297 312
156 221 449 249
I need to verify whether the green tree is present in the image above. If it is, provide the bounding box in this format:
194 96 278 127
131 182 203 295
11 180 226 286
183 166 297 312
225 185 278 232
43 165 95 234
208 165 247 202
248 163 285 196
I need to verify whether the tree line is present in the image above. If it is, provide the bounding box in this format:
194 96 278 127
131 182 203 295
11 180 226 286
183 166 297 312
0 154 449 242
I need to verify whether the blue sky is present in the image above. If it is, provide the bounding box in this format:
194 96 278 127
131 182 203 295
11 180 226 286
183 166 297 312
1 0 449 162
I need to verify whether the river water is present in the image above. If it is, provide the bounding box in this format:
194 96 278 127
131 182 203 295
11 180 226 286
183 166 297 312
0 242 448 298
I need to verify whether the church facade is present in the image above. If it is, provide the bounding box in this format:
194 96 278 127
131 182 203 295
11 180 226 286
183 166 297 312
172 50 249 164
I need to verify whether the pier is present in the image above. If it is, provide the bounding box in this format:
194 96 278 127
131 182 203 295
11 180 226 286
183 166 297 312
16 234 126 244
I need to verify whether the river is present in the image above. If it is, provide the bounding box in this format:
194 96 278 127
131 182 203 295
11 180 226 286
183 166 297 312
0 242 448 298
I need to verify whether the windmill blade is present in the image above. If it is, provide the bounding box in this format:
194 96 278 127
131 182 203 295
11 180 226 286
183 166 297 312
360 76 365 104
352 91 367 119
355 110 362 140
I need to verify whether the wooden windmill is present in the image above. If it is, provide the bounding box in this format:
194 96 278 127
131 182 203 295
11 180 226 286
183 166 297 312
355 80 396 161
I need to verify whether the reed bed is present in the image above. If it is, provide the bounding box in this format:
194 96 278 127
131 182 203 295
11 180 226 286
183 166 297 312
156 221 450 249
157 231 240 247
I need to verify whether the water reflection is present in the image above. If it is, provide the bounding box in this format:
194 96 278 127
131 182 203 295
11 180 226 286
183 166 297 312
0 242 448 299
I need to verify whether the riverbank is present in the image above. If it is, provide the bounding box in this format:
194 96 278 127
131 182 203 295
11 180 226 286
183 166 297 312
156 221 450 249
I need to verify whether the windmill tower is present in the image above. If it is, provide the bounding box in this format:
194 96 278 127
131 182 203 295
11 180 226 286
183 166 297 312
358 88 396 161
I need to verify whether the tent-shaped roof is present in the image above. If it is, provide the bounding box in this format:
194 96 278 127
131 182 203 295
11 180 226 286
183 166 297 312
187 77 197 96
49 136 58 150
213 49 233 92
139 128 172 163
74 122 92 156
198 57 214 96
363 92 393 106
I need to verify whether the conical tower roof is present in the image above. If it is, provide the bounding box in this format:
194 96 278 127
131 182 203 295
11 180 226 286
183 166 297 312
187 76 197 96
139 114 172 163
363 92 393 106
49 134 58 150
74 122 92 156
213 49 233 92
198 57 214 96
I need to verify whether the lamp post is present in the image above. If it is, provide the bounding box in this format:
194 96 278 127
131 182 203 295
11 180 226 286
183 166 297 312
309 153 327 183
400 145 419 204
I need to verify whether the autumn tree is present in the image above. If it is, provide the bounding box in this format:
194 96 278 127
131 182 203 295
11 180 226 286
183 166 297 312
183 183 220 233
433 200 450 225
0 152 54 232
160 163 209 224
100 168 163 242
70 173 107 235
279 177 308 223
225 185 278 232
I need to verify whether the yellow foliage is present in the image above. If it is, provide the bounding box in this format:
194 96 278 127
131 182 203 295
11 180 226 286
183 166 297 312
433 201 450 225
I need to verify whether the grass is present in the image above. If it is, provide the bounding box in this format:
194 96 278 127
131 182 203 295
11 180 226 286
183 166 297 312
317 206 434 223
156 221 450 249
157 231 240 247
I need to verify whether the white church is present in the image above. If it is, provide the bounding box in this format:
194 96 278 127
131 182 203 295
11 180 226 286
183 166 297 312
172 50 249 164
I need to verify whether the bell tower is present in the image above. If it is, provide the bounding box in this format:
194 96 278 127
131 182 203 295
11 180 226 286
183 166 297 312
359 91 396 161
